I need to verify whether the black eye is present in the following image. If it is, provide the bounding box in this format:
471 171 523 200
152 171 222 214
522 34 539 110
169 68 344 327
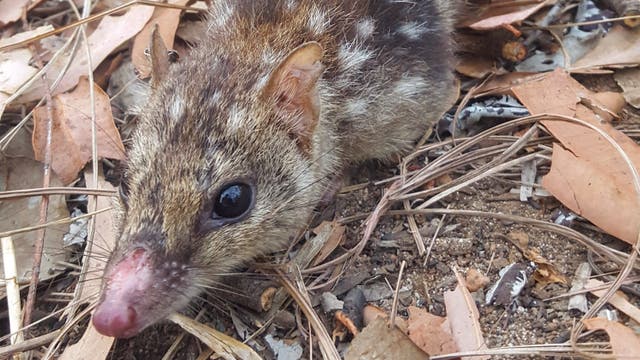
212 183 253 219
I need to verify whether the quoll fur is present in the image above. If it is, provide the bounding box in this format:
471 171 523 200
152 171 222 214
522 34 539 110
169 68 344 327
93 0 457 338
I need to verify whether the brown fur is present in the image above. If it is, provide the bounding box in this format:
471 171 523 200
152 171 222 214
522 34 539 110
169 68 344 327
96 0 458 337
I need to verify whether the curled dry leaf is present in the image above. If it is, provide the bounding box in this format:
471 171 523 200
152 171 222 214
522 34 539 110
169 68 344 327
583 317 640 359
32 77 125 184
524 248 567 286
468 0 552 31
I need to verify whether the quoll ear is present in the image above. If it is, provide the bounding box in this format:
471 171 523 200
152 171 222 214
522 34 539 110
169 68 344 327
149 24 170 88
264 41 324 152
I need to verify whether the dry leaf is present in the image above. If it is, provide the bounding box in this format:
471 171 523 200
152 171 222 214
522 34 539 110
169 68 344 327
132 0 190 78
465 268 490 292
587 279 640 324
527 252 567 286
59 322 114 360
0 0 30 26
311 221 345 266
572 26 640 72
614 68 640 109
583 317 640 358
79 169 117 302
0 49 38 95
0 129 68 285
406 306 457 356
456 56 497 79
0 26 55 116
169 313 262 360
18 4 154 103
362 304 407 332
32 77 125 184
345 317 428 360
511 69 639 245
443 271 490 360
468 1 552 31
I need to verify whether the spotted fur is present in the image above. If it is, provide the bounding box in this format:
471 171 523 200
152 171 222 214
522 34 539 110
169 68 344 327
96 0 458 337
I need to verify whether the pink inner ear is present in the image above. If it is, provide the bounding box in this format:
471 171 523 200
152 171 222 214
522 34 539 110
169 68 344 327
266 42 324 151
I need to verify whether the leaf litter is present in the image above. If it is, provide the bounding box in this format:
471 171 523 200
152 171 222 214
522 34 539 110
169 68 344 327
0 0 640 359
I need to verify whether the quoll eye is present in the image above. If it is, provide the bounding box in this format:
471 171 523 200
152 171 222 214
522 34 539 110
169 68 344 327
213 183 254 219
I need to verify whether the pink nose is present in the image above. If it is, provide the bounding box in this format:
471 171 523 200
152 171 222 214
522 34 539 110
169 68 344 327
93 303 138 338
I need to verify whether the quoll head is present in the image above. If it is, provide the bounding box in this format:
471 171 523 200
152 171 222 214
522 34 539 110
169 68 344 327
93 39 330 338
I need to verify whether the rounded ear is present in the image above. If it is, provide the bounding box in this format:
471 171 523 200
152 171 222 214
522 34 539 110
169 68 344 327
263 42 324 153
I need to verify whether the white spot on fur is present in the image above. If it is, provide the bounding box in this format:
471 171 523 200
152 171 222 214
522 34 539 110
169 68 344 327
261 48 279 66
392 75 428 99
255 74 270 92
169 95 184 120
210 90 222 105
227 103 245 132
285 0 298 11
346 98 369 116
397 21 429 40
209 2 234 30
355 18 375 39
306 6 328 35
337 42 373 70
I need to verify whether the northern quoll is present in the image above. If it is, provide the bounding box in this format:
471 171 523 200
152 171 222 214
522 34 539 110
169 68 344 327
93 0 457 338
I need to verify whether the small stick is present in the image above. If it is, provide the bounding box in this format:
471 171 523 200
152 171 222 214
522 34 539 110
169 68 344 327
2 237 24 357
389 260 407 329
23 35 56 329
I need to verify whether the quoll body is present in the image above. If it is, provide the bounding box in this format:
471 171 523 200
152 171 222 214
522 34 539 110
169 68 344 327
93 0 457 338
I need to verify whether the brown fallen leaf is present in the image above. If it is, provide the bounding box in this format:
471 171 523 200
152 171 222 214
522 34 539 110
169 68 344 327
503 231 567 286
526 248 567 286
59 321 114 360
0 128 68 285
511 69 638 245
362 304 408 332
312 221 345 266
0 26 54 115
468 1 552 31
572 25 640 72
465 268 490 292
614 68 640 109
586 279 640 324
169 313 262 360
583 317 640 359
345 317 428 360
456 55 497 79
406 306 457 356
32 77 125 184
78 169 117 303
132 0 190 78
443 271 490 360
0 0 30 26
18 4 154 103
